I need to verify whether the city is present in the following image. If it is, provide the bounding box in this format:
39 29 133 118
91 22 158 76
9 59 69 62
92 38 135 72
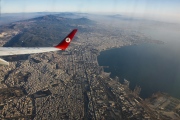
0 15 179 120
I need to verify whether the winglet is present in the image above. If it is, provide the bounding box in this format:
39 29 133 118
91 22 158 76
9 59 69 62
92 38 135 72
55 29 78 50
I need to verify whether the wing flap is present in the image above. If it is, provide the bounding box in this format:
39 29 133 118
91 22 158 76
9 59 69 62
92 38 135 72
0 58 9 65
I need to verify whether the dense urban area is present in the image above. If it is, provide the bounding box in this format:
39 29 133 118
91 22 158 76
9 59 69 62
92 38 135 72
0 14 179 120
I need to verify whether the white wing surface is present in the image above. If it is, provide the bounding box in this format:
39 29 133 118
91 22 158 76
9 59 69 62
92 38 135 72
0 47 59 56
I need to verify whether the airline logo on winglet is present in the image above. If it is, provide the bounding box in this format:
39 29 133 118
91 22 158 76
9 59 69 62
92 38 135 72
55 29 77 50
65 38 71 43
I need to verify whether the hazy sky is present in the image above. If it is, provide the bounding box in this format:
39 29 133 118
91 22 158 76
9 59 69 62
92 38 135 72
1 0 180 22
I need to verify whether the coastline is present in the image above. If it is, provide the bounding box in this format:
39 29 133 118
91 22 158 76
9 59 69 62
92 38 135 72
96 41 180 99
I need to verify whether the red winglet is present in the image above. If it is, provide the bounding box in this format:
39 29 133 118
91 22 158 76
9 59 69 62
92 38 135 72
55 29 78 50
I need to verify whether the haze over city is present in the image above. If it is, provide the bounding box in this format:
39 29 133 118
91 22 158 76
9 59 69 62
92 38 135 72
1 0 180 23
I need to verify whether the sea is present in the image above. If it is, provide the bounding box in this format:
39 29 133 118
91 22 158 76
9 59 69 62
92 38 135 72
97 22 180 99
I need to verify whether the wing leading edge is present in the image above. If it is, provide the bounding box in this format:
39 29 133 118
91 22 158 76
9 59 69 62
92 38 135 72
0 29 78 65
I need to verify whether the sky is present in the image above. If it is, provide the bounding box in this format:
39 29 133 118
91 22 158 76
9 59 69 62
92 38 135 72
1 0 180 22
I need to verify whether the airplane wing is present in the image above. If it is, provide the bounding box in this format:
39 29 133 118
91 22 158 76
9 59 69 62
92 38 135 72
0 29 78 65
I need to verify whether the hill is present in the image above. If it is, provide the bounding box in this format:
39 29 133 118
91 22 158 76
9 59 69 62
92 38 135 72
3 15 96 47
